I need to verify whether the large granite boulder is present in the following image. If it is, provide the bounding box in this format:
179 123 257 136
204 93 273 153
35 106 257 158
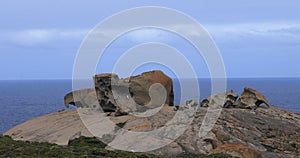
234 87 270 109
93 70 174 114
128 70 174 106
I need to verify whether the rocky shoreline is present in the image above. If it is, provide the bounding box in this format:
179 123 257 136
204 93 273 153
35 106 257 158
3 71 300 158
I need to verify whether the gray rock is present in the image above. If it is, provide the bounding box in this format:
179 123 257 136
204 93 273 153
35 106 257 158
64 88 99 110
4 104 300 157
233 87 270 109
200 90 238 108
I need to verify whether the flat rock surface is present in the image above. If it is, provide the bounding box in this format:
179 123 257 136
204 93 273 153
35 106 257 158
3 110 92 145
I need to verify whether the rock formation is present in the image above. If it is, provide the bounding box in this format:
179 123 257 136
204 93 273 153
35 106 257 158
200 87 269 110
223 90 239 108
64 70 174 115
4 71 300 158
234 87 270 109
64 88 99 109
200 90 239 108
93 70 174 114
127 70 174 106
4 105 300 157
185 100 198 109
93 73 119 112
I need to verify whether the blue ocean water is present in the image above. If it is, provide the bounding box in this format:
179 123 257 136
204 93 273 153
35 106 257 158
0 78 299 134
0 80 73 134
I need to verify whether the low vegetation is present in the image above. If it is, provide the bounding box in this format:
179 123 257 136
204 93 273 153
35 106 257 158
0 135 233 158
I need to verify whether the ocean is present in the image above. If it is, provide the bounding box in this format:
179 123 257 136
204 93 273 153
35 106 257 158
0 78 299 134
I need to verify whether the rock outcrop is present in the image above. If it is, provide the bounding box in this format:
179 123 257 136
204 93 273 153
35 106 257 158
4 105 300 157
211 143 262 158
137 106 300 157
234 87 270 109
3 110 93 145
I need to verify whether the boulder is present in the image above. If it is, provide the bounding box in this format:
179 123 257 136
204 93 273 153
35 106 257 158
223 90 239 108
200 90 238 108
128 70 174 106
93 70 174 114
200 98 210 107
233 87 270 109
185 100 198 109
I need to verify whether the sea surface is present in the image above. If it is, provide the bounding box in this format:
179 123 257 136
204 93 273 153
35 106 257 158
0 78 299 134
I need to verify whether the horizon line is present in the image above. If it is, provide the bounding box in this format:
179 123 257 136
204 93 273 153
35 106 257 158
1 76 300 81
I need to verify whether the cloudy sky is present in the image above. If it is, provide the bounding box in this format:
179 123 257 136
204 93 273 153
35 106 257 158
1 0 300 79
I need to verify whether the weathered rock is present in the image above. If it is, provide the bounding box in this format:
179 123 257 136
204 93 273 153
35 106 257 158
64 88 99 109
3 110 92 145
5 75 299 157
200 90 238 108
128 70 174 106
223 90 239 108
200 88 270 110
186 100 198 109
200 98 210 107
93 73 120 112
168 106 299 157
211 143 262 158
93 70 174 114
234 87 270 109
4 104 300 157
103 103 300 157
200 93 224 108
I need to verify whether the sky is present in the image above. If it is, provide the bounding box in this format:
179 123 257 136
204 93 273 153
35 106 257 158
1 0 300 79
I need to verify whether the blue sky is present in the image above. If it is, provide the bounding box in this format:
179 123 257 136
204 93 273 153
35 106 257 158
1 0 300 79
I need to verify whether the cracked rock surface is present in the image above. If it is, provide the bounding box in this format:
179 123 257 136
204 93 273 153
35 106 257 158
5 105 299 158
